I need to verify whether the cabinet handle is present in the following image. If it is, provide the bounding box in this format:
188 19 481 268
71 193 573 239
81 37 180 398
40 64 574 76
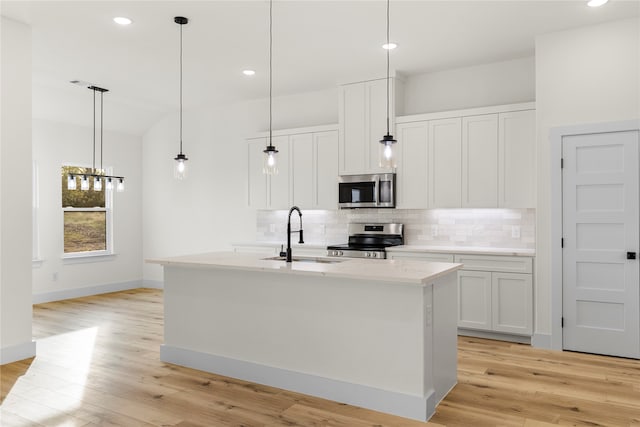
627 252 636 260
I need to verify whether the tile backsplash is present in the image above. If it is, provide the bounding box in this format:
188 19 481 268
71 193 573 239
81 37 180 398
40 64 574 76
257 208 535 249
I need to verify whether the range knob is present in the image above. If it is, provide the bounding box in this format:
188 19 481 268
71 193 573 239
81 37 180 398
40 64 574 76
338 250 343 256
371 252 378 258
365 252 371 258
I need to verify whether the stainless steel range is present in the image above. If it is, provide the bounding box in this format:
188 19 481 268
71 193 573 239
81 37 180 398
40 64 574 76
327 223 404 259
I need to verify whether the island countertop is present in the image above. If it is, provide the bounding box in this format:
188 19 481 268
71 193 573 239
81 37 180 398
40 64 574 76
146 251 462 286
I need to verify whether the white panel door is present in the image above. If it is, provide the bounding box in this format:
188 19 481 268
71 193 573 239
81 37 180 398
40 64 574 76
498 110 536 208
562 130 640 358
458 270 492 330
268 136 290 209
247 138 267 209
291 133 314 209
396 122 428 209
462 114 498 207
492 272 533 335
314 131 339 209
339 83 367 174
429 118 462 208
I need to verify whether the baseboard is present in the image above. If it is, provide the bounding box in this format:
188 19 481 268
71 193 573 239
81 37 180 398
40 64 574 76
142 279 164 289
1 340 36 365
531 333 553 349
458 328 531 345
33 280 143 304
160 344 435 422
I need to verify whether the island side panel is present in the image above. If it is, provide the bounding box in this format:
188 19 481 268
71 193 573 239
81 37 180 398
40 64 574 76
431 272 458 404
162 265 428 395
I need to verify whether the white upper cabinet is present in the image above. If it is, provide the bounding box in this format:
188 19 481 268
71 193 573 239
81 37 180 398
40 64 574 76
395 102 535 209
498 110 536 208
462 114 499 208
248 126 338 211
429 118 462 208
339 77 402 175
396 122 428 209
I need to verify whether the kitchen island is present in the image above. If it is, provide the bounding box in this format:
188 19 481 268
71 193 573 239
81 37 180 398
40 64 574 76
147 252 462 422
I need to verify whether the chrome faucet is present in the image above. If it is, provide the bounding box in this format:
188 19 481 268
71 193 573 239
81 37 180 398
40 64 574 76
280 206 304 262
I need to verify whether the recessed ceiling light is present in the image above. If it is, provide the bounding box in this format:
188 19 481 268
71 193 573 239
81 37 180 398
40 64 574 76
113 17 133 25
242 70 256 76
382 42 397 50
587 0 608 7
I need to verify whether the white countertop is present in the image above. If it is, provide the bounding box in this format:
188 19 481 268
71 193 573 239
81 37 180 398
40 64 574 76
387 245 535 257
147 251 462 286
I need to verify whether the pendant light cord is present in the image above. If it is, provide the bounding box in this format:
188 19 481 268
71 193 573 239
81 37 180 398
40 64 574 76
386 0 390 136
92 88 96 173
268 0 273 148
100 90 104 172
179 21 184 155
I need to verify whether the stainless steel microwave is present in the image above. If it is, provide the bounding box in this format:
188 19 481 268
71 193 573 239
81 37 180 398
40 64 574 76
338 173 396 209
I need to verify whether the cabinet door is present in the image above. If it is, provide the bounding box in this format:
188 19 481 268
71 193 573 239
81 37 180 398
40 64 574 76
339 83 367 174
498 110 536 208
268 136 290 209
462 114 498 207
458 270 492 330
429 118 462 208
291 133 314 209
396 122 428 209
368 78 393 173
314 131 339 209
491 272 533 335
248 138 267 209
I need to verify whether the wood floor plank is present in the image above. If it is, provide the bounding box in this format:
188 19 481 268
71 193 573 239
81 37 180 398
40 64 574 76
1 289 639 426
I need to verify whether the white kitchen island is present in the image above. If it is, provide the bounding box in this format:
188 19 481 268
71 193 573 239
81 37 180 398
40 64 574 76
147 252 462 422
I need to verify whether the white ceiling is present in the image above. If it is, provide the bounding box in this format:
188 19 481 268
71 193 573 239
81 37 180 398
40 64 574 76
2 0 638 135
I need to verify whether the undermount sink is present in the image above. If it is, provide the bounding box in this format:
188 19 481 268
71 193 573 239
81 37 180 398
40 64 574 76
262 256 345 264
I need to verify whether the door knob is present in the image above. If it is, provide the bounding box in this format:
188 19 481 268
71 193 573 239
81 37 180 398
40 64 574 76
627 252 636 260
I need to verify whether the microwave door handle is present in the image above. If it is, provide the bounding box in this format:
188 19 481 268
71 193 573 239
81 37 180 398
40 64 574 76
374 176 380 206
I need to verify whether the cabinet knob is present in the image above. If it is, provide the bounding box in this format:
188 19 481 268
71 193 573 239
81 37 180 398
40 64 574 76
627 252 637 260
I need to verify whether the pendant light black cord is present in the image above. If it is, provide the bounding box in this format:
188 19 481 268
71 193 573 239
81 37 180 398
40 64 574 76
386 0 390 136
100 90 104 172
179 20 184 155
92 88 96 173
268 0 273 148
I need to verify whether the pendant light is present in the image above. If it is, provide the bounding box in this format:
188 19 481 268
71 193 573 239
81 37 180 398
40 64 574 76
263 0 278 175
66 85 125 192
174 16 189 180
379 0 397 169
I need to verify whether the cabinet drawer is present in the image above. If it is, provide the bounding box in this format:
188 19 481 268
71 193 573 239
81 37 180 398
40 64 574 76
454 254 532 274
389 252 454 263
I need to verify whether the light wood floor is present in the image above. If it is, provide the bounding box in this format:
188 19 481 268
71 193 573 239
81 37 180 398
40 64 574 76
1 289 639 426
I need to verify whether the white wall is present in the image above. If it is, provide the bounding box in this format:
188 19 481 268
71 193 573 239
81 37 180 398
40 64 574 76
535 18 640 344
404 56 536 115
32 119 143 301
1 17 35 363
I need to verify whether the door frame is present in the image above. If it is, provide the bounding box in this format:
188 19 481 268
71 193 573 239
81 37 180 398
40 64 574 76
549 120 640 351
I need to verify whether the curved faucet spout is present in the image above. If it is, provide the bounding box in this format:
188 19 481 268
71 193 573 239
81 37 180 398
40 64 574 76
286 206 304 262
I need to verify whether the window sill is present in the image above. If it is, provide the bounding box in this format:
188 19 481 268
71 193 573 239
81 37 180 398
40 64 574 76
32 259 45 268
63 252 117 265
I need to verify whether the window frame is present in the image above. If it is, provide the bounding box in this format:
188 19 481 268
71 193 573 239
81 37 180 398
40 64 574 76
61 165 114 259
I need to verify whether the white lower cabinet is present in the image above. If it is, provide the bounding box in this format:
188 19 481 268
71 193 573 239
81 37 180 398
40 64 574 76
455 254 533 336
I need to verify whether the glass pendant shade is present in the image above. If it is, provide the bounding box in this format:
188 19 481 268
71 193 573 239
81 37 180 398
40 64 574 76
116 178 125 192
263 145 278 175
106 177 114 191
67 175 77 190
93 176 103 191
379 134 397 169
80 175 90 191
174 153 188 180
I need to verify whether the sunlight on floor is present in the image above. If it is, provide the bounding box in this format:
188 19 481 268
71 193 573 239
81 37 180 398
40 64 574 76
1 327 97 425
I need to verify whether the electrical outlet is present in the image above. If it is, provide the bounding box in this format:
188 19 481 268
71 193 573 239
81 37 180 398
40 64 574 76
512 226 521 239
431 225 438 237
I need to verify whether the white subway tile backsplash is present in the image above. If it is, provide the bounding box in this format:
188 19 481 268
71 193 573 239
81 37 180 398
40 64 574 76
256 208 535 249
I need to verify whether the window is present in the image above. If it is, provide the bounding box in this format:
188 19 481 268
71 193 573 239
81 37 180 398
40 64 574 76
62 166 112 256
